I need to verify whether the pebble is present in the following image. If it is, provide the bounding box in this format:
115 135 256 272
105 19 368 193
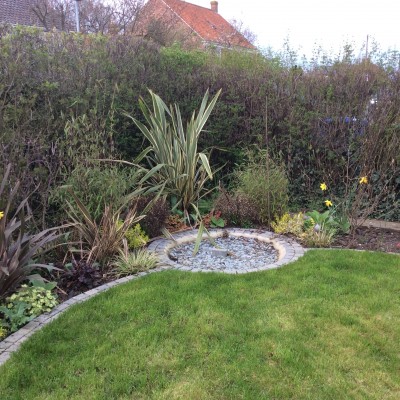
169 236 278 271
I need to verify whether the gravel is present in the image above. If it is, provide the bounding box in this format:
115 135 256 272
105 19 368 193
169 236 278 272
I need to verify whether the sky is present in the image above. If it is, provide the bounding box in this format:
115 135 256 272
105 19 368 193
188 0 399 59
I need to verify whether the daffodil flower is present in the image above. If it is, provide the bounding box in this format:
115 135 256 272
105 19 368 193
0 211 4 220
324 200 333 207
320 183 327 191
359 176 368 184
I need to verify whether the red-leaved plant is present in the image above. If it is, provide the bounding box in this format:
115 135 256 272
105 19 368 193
0 164 63 301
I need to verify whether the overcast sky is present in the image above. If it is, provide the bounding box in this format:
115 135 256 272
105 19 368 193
189 0 399 58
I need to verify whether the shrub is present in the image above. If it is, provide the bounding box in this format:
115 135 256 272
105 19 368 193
5 284 58 317
51 164 137 222
57 260 104 298
214 189 258 227
124 224 149 249
300 228 336 248
234 151 289 225
271 212 305 235
0 325 7 340
112 248 159 277
134 197 170 238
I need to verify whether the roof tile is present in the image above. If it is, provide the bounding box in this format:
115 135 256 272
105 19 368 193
161 0 254 49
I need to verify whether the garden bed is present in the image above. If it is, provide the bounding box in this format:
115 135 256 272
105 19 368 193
332 226 400 254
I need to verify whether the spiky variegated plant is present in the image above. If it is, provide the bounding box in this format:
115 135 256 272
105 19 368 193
126 89 221 226
125 90 221 254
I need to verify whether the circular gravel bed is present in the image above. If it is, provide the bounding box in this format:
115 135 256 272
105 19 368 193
169 236 278 272
147 228 306 274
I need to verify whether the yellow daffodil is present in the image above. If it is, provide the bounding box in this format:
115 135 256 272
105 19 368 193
320 183 327 191
324 200 333 207
359 176 368 184
0 211 4 220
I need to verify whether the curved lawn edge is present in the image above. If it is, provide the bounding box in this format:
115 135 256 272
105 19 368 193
0 266 169 366
1 229 306 366
1 246 397 367
1 249 400 399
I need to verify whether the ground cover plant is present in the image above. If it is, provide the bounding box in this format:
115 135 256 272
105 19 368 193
0 250 399 399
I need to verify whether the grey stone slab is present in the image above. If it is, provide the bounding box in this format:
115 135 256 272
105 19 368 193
0 352 11 365
115 276 131 284
7 330 29 342
7 343 21 352
246 268 260 273
22 321 41 331
35 314 51 323
0 341 12 350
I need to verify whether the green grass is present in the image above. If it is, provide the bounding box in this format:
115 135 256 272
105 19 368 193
1 250 400 399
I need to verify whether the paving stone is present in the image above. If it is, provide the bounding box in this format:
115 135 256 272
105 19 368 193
35 314 51 323
0 341 12 350
7 343 21 352
0 352 11 365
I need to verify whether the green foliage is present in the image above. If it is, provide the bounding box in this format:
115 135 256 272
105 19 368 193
333 213 351 234
234 151 289 225
123 224 149 250
306 210 338 233
0 302 33 333
127 89 221 223
112 248 158 277
300 227 336 248
51 164 137 222
0 324 7 340
210 215 225 228
5 284 58 317
0 165 62 301
271 212 304 235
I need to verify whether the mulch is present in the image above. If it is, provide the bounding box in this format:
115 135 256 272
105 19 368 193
332 226 400 254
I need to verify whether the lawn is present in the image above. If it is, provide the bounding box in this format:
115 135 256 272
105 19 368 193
1 250 399 400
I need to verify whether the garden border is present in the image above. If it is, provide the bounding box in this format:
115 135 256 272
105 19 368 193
0 229 305 366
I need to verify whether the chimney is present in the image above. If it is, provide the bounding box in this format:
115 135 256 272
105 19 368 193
210 1 218 13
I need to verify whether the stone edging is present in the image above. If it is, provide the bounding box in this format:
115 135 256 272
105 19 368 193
147 228 306 273
0 229 305 367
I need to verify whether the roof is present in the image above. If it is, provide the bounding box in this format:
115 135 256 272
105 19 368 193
0 0 68 31
0 0 38 26
155 0 254 49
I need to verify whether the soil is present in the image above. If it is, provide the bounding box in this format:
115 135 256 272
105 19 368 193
332 226 400 254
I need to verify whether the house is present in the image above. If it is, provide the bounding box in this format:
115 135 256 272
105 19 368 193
0 0 72 31
134 0 255 51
